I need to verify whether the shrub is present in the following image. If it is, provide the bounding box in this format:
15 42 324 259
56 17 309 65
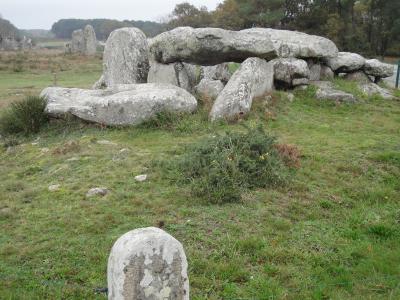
166 126 294 204
0 96 49 136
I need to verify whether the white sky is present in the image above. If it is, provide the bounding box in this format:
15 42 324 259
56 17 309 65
1 0 222 29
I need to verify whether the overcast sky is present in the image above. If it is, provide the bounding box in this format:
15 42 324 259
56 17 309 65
1 0 222 30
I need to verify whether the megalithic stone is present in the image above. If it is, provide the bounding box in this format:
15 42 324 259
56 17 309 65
107 227 189 300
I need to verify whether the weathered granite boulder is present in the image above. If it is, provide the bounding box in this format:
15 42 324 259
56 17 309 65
147 60 192 92
359 83 397 100
183 63 201 88
83 25 97 55
343 71 372 84
307 60 322 81
107 227 189 300
326 52 365 73
102 28 150 87
200 63 231 84
242 28 339 59
71 29 85 54
195 79 224 101
313 81 357 103
40 84 197 126
149 27 277 65
210 57 274 121
271 58 310 87
320 65 335 80
364 59 394 78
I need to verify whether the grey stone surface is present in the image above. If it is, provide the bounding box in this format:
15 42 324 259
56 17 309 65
343 71 372 84
359 83 397 100
242 28 338 59
86 187 109 197
71 29 85 54
149 27 277 65
83 25 97 55
313 81 357 103
107 227 189 300
307 60 322 81
320 65 335 80
102 28 150 87
326 52 365 73
41 84 197 126
210 57 274 121
200 63 231 84
271 58 310 87
147 60 192 92
383 64 398 88
195 79 224 101
364 59 394 78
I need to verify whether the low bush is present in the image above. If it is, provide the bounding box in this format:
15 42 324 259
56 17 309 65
164 126 296 204
0 96 49 136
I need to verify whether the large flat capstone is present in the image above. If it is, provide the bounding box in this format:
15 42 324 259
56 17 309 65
41 84 197 126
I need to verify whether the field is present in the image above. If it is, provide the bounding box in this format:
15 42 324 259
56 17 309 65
1 52 400 299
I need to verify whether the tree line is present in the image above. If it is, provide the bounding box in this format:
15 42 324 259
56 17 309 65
51 19 165 40
167 0 400 58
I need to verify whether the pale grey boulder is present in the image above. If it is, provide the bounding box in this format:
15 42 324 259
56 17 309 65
195 79 224 101
364 59 394 78
147 60 192 92
343 71 372 84
307 60 322 81
320 65 335 80
200 63 231 84
271 58 310 87
326 52 365 73
102 28 150 87
210 57 274 121
242 28 338 59
41 84 197 126
313 81 357 103
83 25 97 55
107 227 189 300
149 27 277 65
359 83 397 100
71 29 85 54
183 63 201 88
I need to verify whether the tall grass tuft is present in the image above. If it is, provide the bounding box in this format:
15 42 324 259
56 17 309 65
0 96 49 136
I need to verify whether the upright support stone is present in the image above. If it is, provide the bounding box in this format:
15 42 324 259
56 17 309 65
107 227 189 300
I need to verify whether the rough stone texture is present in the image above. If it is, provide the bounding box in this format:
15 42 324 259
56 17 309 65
364 59 394 78
325 52 365 73
313 81 357 103
320 65 335 80
41 84 197 126
107 227 189 300
71 29 85 54
343 71 372 84
359 83 397 100
242 28 338 59
147 60 192 92
149 27 277 65
210 57 274 121
307 60 322 81
83 25 97 55
183 63 201 88
92 75 106 89
195 79 224 101
86 187 109 197
200 63 231 84
102 28 150 87
271 58 310 87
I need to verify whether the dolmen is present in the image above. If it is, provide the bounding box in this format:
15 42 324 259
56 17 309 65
43 26 397 126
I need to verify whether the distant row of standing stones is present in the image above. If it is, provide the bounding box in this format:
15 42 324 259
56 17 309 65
40 25 398 127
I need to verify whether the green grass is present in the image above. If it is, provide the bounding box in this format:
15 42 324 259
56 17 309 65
1 55 400 299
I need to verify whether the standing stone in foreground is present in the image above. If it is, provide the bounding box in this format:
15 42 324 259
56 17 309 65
83 25 97 55
210 57 274 121
107 227 189 300
102 28 150 87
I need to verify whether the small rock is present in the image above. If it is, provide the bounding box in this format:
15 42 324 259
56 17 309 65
41 148 50 153
86 187 109 198
119 148 130 153
135 175 148 182
66 157 80 162
97 140 118 146
286 93 295 102
48 184 61 192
